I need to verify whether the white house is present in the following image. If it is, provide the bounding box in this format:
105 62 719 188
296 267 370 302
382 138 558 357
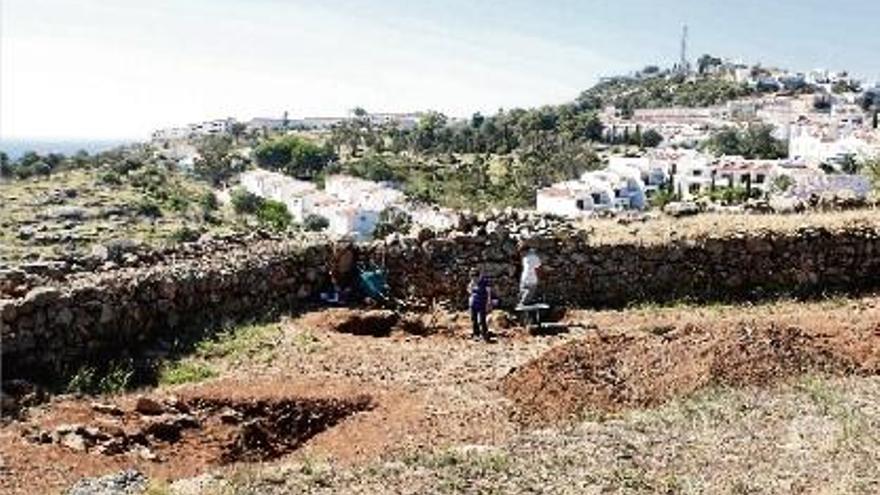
239 169 319 222
672 154 714 200
324 175 405 211
712 158 780 195
584 170 647 210
536 177 617 217
789 126 878 165
152 117 238 142
324 207 381 241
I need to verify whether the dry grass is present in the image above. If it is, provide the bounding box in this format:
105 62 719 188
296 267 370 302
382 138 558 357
579 209 880 245
223 375 880 494
0 168 237 262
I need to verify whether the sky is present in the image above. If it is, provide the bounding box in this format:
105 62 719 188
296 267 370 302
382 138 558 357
2 0 879 140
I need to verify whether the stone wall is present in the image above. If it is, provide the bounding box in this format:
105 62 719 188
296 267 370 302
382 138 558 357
4 224 880 380
376 225 880 309
1 241 332 380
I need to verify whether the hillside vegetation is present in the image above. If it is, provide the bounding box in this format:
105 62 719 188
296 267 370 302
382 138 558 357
577 72 754 112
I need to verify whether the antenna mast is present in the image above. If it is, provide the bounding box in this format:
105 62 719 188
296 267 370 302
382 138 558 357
679 24 689 74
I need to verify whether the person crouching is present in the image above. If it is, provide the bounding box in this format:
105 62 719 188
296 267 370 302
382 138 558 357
468 268 493 341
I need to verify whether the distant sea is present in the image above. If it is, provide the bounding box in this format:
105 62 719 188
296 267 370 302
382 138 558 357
0 138 135 159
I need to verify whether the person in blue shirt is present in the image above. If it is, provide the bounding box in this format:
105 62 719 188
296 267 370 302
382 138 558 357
468 268 493 340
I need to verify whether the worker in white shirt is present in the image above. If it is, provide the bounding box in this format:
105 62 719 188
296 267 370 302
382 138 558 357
519 247 542 306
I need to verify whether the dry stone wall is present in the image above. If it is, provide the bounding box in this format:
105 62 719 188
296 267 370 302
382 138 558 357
1 241 332 380
377 225 880 308
4 224 880 380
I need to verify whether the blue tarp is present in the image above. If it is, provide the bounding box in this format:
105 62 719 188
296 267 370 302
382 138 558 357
358 269 390 301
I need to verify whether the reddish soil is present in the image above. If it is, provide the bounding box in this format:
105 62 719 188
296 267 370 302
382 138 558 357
6 298 880 493
503 321 880 423
0 381 372 494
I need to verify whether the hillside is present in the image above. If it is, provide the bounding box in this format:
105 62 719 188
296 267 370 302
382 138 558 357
0 164 237 263
577 72 754 111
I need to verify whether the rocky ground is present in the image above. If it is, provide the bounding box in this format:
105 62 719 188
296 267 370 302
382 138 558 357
0 168 240 264
3 297 880 494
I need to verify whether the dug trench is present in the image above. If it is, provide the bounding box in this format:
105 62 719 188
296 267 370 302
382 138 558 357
2 383 374 485
22 393 373 466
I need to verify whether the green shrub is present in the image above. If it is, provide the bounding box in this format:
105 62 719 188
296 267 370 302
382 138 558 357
231 188 264 214
170 225 202 243
256 200 292 231
772 175 794 194
166 190 191 212
66 361 135 395
136 198 163 218
99 170 122 185
158 361 217 386
303 214 329 232
199 191 219 212
650 189 675 209
373 207 412 239
129 165 169 193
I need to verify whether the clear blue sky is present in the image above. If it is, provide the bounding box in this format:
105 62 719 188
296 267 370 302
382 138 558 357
2 0 879 140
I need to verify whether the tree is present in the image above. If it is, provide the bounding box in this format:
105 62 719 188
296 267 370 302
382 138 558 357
697 54 722 75
641 129 663 148
303 214 329 232
193 135 242 186
0 152 11 178
256 200 292 231
412 111 448 153
32 161 52 176
230 122 248 143
254 136 334 178
373 207 412 239
704 125 786 159
231 188 263 214
813 95 832 112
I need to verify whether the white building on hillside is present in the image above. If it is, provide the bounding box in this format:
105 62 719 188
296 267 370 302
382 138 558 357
789 126 879 165
324 175 405 210
671 154 714 200
536 179 616 218
712 158 780 195
239 170 320 222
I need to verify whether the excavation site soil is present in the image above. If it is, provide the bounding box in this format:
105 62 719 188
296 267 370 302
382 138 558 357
4 299 880 493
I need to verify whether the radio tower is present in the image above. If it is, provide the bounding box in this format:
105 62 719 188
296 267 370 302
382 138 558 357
679 24 690 74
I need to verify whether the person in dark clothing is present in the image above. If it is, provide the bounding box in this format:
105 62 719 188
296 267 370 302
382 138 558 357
468 268 493 340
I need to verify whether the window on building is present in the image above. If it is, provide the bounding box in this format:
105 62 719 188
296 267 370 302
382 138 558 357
689 183 701 194
755 174 766 184
693 170 703 177
576 199 586 210
591 193 602 205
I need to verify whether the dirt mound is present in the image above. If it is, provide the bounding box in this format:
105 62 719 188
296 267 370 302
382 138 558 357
502 323 880 423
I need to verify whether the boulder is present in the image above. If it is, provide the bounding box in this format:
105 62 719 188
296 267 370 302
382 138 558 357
134 397 164 416
23 286 62 306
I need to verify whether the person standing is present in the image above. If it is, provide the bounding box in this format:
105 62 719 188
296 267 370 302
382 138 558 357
468 268 492 340
519 247 542 306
